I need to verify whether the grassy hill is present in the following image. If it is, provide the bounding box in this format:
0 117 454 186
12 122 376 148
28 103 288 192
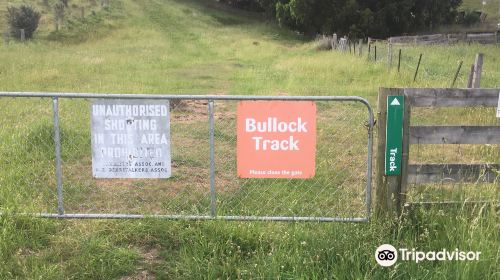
462 0 500 23
1 1 499 95
0 0 499 279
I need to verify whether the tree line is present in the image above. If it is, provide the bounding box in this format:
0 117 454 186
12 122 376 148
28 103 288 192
218 0 463 38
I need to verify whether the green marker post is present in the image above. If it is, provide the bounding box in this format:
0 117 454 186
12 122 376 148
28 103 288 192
385 96 404 175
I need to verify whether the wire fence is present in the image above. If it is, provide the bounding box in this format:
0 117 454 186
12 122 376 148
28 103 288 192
326 38 491 88
0 92 374 222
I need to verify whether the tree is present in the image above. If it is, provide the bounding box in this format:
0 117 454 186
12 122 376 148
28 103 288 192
411 0 462 31
227 0 464 38
7 5 41 40
276 0 337 36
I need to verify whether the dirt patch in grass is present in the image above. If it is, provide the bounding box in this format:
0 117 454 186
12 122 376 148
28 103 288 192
63 151 236 214
121 247 162 280
170 98 235 123
63 158 211 214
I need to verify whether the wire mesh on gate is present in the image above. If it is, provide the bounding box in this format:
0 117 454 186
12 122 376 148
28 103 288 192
0 93 373 222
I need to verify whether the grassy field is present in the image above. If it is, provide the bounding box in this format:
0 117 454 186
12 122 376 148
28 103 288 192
1 0 499 279
462 0 500 23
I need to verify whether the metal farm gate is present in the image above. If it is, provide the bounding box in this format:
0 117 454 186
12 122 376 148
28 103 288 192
0 92 374 222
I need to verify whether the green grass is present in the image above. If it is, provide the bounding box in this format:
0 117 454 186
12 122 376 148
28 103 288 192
0 208 498 279
461 0 500 22
0 0 499 279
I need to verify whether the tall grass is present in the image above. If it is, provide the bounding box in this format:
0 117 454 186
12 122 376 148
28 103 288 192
0 206 497 279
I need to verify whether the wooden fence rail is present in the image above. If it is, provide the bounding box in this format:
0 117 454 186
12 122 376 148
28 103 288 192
410 126 500 144
377 88 500 216
389 31 500 45
408 164 500 184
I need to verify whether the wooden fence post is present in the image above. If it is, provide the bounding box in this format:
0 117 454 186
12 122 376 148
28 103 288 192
54 3 64 32
472 53 483 88
358 39 363 56
467 64 474 88
376 88 406 216
332 33 337 50
387 43 393 68
400 90 411 210
413 54 422 82
397 49 401 73
20 29 25 41
368 38 372 60
451 60 463 88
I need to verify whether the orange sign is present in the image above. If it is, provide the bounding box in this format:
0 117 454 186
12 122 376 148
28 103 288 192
237 101 316 178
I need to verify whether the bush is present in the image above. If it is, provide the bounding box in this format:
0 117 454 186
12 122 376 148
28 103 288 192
7 5 41 40
456 10 482 26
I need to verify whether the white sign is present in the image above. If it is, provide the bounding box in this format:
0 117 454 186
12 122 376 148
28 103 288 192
91 100 171 178
497 92 500 118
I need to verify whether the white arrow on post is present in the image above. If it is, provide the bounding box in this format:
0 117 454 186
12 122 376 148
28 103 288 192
390 98 400 106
